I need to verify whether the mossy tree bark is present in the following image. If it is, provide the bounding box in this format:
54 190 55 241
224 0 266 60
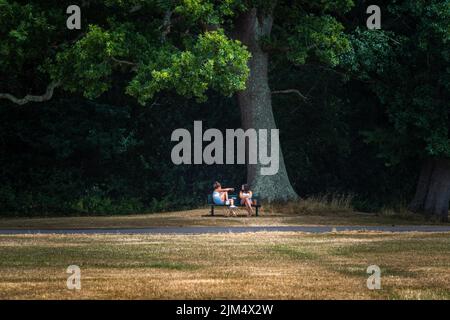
234 8 298 201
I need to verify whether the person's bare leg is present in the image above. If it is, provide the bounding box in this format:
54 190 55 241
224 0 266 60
227 198 237 216
221 192 229 202
221 193 231 216
245 198 253 216
241 199 251 215
222 192 231 216
224 193 234 207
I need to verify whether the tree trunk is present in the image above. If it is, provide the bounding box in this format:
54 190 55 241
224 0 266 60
408 158 434 214
408 158 450 222
234 8 298 201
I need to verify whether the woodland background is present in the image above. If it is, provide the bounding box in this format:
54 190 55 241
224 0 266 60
0 0 448 217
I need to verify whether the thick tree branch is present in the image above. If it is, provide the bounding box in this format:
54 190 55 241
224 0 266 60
111 56 138 69
160 10 173 42
0 80 61 105
271 89 308 101
111 57 139 73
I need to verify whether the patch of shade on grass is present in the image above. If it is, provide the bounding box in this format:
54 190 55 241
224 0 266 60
0 208 448 230
271 244 318 260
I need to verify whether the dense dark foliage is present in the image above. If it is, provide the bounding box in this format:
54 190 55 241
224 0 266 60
0 75 419 215
0 0 448 216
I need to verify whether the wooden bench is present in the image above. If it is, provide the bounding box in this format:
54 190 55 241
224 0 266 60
207 194 261 216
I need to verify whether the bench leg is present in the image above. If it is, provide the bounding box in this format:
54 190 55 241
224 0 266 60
256 206 259 216
211 205 214 216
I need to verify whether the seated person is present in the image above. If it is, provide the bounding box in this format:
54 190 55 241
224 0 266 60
212 181 236 208
239 184 254 216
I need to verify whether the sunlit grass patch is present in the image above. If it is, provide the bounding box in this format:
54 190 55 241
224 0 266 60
0 232 449 299
331 237 450 256
147 261 198 270
389 288 450 300
334 264 419 279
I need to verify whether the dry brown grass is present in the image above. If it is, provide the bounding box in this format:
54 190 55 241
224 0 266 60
266 194 355 215
0 205 443 230
0 232 449 299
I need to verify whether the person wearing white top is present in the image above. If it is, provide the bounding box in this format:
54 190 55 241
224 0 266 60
239 184 254 216
212 181 236 208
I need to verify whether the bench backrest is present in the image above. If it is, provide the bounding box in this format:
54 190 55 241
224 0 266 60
207 193 259 204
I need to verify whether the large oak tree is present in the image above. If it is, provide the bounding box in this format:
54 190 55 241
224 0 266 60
0 0 353 200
